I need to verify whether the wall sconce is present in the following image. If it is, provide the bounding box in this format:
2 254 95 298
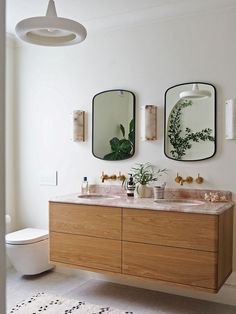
225 99 236 140
141 105 157 141
73 110 85 142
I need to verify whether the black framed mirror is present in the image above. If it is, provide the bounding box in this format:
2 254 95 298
164 82 216 161
92 89 135 161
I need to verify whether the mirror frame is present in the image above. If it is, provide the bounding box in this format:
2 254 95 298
92 89 136 161
164 82 217 162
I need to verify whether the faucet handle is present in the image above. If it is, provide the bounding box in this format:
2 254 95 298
195 173 204 184
175 173 182 183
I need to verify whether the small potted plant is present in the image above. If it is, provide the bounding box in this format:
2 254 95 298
129 162 167 198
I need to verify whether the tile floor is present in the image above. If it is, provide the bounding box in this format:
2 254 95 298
7 268 236 314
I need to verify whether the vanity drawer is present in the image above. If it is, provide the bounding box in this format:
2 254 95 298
50 202 121 240
123 209 218 252
50 231 121 273
122 241 217 290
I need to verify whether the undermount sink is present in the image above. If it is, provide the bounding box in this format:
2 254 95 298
78 194 120 200
154 199 205 206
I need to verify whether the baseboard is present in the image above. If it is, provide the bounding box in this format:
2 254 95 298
225 272 236 286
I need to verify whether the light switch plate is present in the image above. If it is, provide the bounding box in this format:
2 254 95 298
40 171 58 186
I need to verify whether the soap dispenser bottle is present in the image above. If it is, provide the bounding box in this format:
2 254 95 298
127 174 135 197
81 177 89 194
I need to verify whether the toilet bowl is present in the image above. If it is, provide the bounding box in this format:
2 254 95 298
6 228 54 275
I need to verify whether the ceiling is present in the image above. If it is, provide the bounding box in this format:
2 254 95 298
6 0 236 36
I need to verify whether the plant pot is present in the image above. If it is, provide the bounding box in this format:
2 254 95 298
137 184 152 198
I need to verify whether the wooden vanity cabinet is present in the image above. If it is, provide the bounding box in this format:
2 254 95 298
49 202 233 293
50 202 121 240
49 203 122 273
122 207 233 292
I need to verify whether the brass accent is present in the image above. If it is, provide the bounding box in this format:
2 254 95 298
196 173 204 184
101 172 126 183
183 176 193 185
117 172 126 182
175 173 182 184
175 173 193 186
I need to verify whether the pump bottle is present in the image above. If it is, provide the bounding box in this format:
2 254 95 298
81 177 89 194
127 174 135 197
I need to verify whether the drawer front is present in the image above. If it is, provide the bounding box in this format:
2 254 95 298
123 242 217 289
123 209 218 252
50 203 121 240
50 232 121 273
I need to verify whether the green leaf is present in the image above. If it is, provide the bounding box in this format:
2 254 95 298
119 152 132 159
104 118 135 161
120 124 125 137
129 162 167 185
129 119 134 133
119 139 132 154
128 131 135 145
104 152 119 160
110 137 120 151
104 151 131 161
167 99 215 159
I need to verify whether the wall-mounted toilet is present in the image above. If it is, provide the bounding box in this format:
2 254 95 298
6 228 54 275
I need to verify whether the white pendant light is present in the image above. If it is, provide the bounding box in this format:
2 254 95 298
179 84 211 99
15 0 87 47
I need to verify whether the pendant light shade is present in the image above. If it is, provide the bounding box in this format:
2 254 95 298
15 0 87 47
180 84 211 99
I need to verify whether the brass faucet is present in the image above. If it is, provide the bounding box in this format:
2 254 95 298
175 173 193 186
101 172 126 183
117 172 126 182
101 172 116 183
180 176 193 186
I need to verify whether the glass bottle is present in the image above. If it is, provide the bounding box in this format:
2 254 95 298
81 177 89 194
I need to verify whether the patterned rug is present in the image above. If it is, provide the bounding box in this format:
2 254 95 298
8 292 134 314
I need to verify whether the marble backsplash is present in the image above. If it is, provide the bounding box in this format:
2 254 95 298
89 184 232 201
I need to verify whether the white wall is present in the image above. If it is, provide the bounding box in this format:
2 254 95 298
0 0 6 312
10 6 236 303
6 35 17 234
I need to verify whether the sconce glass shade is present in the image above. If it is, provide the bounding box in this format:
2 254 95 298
225 99 236 140
73 110 85 142
180 84 211 99
15 0 87 47
141 105 157 141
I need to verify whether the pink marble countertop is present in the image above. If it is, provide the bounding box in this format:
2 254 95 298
50 192 234 215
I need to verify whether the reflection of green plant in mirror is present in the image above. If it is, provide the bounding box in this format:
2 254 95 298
104 119 134 160
168 100 215 160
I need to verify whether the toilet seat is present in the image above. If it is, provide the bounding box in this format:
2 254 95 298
6 228 48 245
